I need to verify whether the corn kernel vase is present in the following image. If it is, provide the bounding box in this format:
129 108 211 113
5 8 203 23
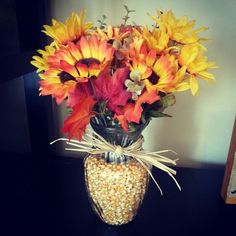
84 119 150 225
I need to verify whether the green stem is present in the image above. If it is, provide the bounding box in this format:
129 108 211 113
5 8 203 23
89 79 98 100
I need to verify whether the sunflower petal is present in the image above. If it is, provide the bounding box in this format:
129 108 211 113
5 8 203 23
198 71 216 81
190 76 199 95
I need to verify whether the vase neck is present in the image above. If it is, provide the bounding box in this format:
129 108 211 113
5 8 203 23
90 118 149 163
90 118 150 147
104 151 128 163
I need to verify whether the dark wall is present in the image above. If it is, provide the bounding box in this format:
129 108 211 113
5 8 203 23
0 0 54 155
0 0 52 83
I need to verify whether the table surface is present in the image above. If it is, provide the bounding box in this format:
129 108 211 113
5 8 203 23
1 153 236 236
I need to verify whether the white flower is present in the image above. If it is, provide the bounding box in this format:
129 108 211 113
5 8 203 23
125 69 145 100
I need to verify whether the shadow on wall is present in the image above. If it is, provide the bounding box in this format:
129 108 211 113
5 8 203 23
143 92 201 168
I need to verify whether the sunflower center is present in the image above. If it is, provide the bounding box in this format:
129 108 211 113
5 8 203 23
77 58 100 67
148 72 159 85
59 71 76 84
107 39 114 44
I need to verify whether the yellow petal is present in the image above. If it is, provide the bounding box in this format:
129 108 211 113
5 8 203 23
189 61 208 72
89 35 99 59
107 25 113 39
180 44 199 66
32 56 44 63
198 71 215 81
144 79 157 92
42 25 59 42
190 76 199 95
194 27 208 34
175 65 186 83
174 82 190 92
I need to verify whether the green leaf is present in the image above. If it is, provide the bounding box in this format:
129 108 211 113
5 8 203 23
67 108 72 115
149 110 172 118
128 122 137 132
141 113 146 124
161 94 176 107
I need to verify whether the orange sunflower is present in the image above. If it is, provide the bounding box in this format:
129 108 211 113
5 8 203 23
127 38 188 95
144 55 175 93
96 25 129 43
38 35 114 104
69 35 114 78
127 37 152 79
39 68 77 104
145 53 192 94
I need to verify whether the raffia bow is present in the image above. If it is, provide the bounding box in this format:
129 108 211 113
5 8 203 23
50 130 181 195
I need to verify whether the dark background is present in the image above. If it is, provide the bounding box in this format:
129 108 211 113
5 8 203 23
0 0 54 156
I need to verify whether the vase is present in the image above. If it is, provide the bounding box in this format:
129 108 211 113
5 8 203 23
84 118 151 225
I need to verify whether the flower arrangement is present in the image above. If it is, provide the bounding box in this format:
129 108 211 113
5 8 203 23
31 7 217 224
31 6 216 141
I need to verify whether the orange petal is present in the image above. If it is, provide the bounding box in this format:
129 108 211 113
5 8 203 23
89 63 100 77
76 62 89 78
60 60 78 78
125 90 160 123
98 41 109 61
68 42 82 60
79 36 91 58
146 49 157 67
61 96 96 140
116 115 128 132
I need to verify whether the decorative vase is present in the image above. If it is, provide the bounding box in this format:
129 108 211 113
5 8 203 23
84 118 151 225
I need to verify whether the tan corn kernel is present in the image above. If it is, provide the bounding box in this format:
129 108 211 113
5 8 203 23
84 155 149 225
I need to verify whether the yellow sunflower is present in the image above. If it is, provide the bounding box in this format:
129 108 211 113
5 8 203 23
142 26 169 53
30 43 56 72
152 10 208 44
42 10 92 45
179 43 217 95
